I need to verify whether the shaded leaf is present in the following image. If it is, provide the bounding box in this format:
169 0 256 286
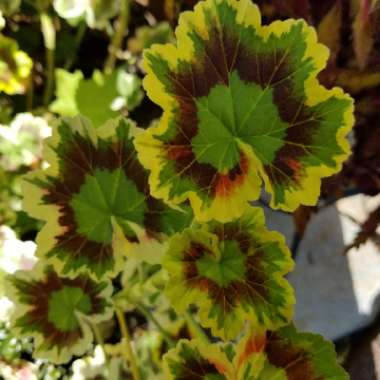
317 1 342 65
352 0 375 70
258 324 348 380
128 22 174 54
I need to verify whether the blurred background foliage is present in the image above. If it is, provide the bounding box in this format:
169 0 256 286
0 0 379 379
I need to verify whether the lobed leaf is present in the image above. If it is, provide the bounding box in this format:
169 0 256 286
164 207 294 340
136 0 354 221
163 332 267 379
257 324 349 380
164 326 348 380
6 264 113 364
23 116 192 279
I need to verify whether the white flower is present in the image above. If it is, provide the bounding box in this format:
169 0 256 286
0 225 37 274
53 0 88 19
71 345 106 380
0 113 51 170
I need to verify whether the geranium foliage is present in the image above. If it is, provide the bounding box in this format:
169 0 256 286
164 207 294 339
136 0 354 221
164 325 348 380
23 116 192 279
0 0 356 378
7 264 113 364
258 324 348 379
164 333 266 380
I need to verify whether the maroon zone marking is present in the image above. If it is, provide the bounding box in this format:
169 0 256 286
155 9 318 194
183 241 268 313
13 268 105 348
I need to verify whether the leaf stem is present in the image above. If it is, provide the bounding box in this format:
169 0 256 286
64 22 87 70
104 0 130 74
185 311 210 345
135 301 176 348
26 74 34 111
115 308 141 380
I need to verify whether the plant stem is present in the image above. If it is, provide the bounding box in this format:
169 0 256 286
64 22 86 70
40 12 55 106
185 311 210 345
135 301 175 348
115 308 141 380
26 75 34 111
104 0 130 74
90 320 108 362
43 47 54 106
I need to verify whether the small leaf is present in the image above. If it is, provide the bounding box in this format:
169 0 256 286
0 33 32 95
258 324 349 380
164 207 294 340
136 0 354 222
23 116 192 279
317 1 342 65
7 264 113 364
50 69 119 128
128 22 174 54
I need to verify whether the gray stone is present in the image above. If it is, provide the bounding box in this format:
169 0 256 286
263 194 380 341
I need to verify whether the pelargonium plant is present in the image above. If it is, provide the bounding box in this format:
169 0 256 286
6 0 354 379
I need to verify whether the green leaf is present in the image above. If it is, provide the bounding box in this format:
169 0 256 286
7 264 113 364
164 207 294 340
135 0 354 222
258 324 349 380
164 332 267 380
23 116 192 279
0 33 32 95
51 69 144 128
50 69 119 128
164 339 232 379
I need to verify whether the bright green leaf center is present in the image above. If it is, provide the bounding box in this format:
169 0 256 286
192 71 287 171
71 168 147 244
196 240 246 287
48 286 91 332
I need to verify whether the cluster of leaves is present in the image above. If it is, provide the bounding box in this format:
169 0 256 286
2 0 378 379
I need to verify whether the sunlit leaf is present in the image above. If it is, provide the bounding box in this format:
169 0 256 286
7 264 113 364
135 0 354 221
51 69 144 128
164 207 294 340
257 324 348 380
0 34 32 95
23 116 193 279
50 69 119 128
